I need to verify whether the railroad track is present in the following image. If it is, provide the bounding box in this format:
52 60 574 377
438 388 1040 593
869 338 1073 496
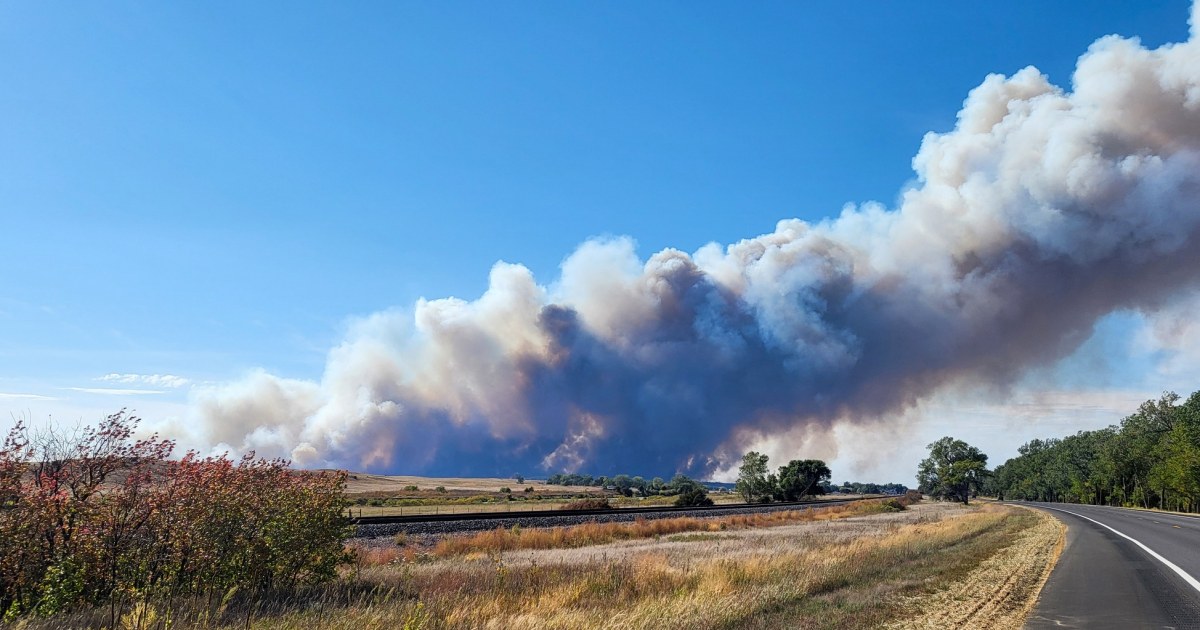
350 495 878 526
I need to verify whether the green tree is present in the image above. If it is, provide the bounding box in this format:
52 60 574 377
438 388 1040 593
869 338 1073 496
777 459 832 501
666 475 699 492
675 485 713 507
917 437 988 504
735 451 771 503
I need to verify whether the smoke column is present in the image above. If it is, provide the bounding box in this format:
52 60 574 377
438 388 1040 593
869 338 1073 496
194 7 1200 477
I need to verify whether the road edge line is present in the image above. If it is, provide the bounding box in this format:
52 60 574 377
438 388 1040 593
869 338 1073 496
1041 505 1200 595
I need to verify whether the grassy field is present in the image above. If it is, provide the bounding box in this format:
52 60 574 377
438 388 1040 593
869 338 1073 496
341 472 572 495
341 472 849 517
346 491 766 517
20 498 1063 629
272 500 1060 628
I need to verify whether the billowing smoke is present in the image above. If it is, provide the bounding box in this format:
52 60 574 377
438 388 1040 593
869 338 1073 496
194 7 1200 477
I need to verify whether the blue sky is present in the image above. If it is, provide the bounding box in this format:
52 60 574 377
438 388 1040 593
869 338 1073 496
1 2 1196 480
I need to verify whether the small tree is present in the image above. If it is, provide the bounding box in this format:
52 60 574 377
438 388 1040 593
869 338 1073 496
670 475 713 507
917 437 989 504
735 451 771 503
675 485 713 507
612 474 633 497
777 459 832 501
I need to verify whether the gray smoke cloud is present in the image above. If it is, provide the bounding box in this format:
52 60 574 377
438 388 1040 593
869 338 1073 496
192 7 1200 477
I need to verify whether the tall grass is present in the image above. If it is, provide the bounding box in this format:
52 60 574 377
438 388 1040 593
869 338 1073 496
242 504 1035 630
15 499 1046 629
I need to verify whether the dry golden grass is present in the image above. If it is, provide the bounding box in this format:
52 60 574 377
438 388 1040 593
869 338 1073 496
24 501 1056 629
426 498 908 558
230 501 1055 629
339 472 569 495
883 504 1066 630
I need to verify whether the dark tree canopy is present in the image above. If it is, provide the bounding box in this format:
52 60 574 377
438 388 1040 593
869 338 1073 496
776 459 832 501
917 436 989 504
988 391 1200 512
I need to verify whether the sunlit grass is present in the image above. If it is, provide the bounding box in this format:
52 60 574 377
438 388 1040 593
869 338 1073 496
427 498 910 557
241 503 1039 630
18 499 1056 630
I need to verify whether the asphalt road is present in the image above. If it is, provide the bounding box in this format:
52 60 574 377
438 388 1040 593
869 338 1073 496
1022 502 1200 629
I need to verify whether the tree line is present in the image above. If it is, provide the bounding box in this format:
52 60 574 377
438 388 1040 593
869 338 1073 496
988 390 1200 512
824 481 910 495
734 453 833 503
734 451 915 503
544 472 708 499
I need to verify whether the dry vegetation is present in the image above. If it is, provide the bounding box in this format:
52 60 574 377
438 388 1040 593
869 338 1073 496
340 473 569 495
430 497 912 557
10 456 1061 630
234 498 1057 629
885 504 1065 630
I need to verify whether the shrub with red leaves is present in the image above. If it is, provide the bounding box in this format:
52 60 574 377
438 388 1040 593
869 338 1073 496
0 410 350 621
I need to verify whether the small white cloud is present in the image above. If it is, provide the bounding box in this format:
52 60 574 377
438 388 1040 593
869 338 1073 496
68 387 166 396
0 392 57 401
99 374 190 388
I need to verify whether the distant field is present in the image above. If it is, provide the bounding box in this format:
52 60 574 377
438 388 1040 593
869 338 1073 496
338 473 864 517
339 472 570 495
344 491 753 517
339 472 615 517
305 499 1062 629
339 472 850 517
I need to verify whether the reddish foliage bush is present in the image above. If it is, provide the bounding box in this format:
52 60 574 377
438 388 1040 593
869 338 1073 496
559 498 612 511
0 411 350 621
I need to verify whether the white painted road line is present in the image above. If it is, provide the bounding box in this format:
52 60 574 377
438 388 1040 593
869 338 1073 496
1042 505 1200 595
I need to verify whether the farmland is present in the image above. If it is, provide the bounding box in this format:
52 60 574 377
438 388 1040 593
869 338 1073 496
2 414 1062 629
342 473 755 517
270 499 1061 629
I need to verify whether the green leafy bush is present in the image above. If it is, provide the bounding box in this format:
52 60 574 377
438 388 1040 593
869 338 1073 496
674 486 714 507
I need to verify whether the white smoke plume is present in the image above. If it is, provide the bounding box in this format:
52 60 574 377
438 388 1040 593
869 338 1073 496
194 13 1200 477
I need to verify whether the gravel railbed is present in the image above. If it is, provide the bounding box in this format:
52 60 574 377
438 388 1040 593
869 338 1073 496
354 502 835 539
